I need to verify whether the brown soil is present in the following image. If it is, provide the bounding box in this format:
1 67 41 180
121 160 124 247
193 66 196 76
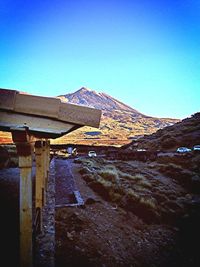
0 151 199 267
55 157 200 267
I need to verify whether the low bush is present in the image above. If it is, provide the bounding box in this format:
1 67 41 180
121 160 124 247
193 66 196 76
98 169 119 183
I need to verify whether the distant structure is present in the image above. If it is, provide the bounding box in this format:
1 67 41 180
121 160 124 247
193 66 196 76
67 146 73 154
0 88 101 267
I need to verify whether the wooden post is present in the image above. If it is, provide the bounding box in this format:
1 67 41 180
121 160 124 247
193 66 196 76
46 139 50 189
35 141 43 231
44 140 48 190
42 141 47 205
12 130 34 267
46 139 50 181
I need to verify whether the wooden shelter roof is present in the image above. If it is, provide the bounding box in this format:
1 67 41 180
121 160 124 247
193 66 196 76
0 88 102 138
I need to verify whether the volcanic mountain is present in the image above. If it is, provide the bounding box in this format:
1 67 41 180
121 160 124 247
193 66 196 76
58 87 138 113
55 87 179 146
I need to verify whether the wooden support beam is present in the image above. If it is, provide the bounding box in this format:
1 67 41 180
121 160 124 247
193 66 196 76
46 139 50 185
42 141 47 205
12 129 34 267
35 139 50 232
19 153 33 267
35 141 43 231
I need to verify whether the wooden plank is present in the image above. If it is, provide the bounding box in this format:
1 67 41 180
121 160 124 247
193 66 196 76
0 111 79 138
14 93 60 118
58 102 102 127
0 88 101 129
0 88 17 110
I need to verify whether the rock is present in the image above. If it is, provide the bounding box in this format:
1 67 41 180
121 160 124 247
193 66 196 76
67 232 74 240
85 197 97 205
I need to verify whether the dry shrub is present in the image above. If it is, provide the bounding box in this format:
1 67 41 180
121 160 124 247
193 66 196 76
78 157 166 223
158 163 181 176
98 177 113 188
79 167 89 175
123 173 152 189
137 180 152 189
89 181 111 201
157 155 192 169
126 188 140 201
139 197 157 209
79 158 97 168
134 173 146 180
105 164 117 170
158 163 193 188
98 169 119 183
119 171 135 180
153 192 169 203
108 189 122 202
165 200 183 211
82 173 94 183
125 189 160 224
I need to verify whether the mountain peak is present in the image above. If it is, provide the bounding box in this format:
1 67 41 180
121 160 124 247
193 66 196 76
58 87 138 113
78 87 92 92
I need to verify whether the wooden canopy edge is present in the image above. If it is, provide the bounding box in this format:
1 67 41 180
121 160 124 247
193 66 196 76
0 88 102 128
0 110 81 139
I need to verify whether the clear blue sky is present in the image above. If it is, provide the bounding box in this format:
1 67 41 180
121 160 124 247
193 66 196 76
0 0 199 119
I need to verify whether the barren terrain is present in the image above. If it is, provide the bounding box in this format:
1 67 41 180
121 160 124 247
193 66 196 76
55 150 200 267
0 112 199 266
0 146 200 266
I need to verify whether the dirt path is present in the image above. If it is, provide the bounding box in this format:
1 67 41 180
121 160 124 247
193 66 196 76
55 159 78 205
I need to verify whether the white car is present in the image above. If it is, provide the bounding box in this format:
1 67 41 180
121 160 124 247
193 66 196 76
88 151 97 157
193 145 200 151
176 147 192 153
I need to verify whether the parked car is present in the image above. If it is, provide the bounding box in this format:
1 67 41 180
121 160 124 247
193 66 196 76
193 145 200 151
88 151 97 157
176 147 192 153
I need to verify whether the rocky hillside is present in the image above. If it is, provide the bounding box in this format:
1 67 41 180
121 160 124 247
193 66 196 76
55 87 179 146
126 112 200 151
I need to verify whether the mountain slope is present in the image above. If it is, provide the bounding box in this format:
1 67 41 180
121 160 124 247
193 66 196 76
58 87 139 113
126 112 200 151
54 87 179 146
